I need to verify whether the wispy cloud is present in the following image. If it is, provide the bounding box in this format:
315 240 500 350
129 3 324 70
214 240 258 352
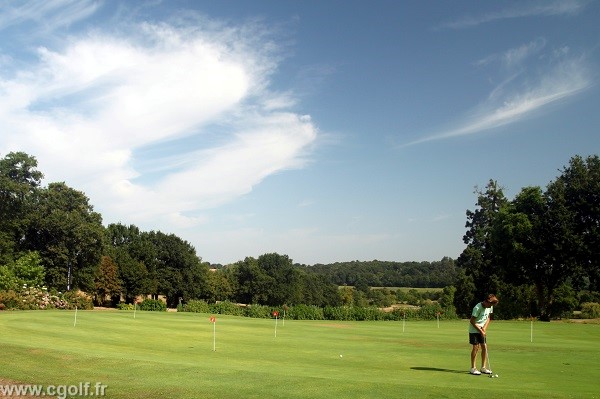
0 4 318 229
475 37 547 69
0 0 99 33
404 44 593 147
438 0 587 30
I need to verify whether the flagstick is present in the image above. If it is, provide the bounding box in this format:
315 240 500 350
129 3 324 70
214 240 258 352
530 319 533 343
437 313 440 329
282 309 285 327
73 306 78 327
209 316 217 351
134 303 137 319
402 313 406 333
275 315 278 338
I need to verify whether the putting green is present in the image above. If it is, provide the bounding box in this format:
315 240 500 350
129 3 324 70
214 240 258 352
0 310 598 398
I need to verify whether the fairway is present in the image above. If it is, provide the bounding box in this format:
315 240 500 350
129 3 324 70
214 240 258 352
1 311 598 399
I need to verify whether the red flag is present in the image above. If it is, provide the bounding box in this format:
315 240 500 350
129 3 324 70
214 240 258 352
210 316 216 323
273 311 279 317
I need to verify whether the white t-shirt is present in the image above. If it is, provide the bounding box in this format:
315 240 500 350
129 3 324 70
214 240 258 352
469 302 493 334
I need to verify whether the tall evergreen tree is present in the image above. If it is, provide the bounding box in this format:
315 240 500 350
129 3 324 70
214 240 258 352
456 180 507 307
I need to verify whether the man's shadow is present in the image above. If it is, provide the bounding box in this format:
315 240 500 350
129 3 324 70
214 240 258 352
410 367 467 374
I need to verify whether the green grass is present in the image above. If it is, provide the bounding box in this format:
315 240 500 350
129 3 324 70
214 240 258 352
1 310 598 399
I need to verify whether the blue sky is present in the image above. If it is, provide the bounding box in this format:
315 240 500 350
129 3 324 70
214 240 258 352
1 0 598 265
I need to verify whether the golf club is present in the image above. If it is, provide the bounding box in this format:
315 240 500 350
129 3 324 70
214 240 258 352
485 337 499 378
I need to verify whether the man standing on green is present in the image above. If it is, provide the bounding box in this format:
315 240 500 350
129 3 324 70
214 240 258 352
469 294 499 375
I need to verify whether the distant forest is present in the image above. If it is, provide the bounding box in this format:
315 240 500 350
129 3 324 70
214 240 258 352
301 257 457 288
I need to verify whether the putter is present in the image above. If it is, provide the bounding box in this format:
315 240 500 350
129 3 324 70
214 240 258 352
485 337 498 378
486 345 493 377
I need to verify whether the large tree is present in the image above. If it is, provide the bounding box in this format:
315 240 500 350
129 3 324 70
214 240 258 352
24 182 105 292
143 231 207 307
490 186 554 318
94 255 121 306
105 223 150 303
551 155 600 291
257 253 303 306
232 257 273 304
475 155 600 319
0 152 43 264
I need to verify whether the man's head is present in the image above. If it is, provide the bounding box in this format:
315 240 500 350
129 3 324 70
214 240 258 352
483 294 499 308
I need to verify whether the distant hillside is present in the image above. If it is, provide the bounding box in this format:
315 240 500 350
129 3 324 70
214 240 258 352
300 257 457 288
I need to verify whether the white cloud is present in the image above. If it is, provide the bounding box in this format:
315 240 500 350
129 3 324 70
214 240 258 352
0 8 318 231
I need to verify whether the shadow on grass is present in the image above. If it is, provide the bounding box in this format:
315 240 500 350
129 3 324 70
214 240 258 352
410 367 467 374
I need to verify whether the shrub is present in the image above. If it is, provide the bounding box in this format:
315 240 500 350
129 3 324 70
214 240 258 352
388 307 419 321
350 306 384 321
209 301 243 316
63 291 94 310
288 304 324 320
417 303 444 320
139 299 167 311
580 302 600 319
243 304 271 319
0 287 73 310
0 290 20 310
117 303 135 310
182 300 210 313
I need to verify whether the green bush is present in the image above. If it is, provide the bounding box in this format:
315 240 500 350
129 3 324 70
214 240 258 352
387 307 419 321
182 300 210 313
243 304 272 319
0 290 20 310
139 299 167 311
63 291 94 310
417 304 443 320
350 306 384 321
580 302 600 319
117 303 135 310
210 301 243 316
323 305 352 320
288 304 323 320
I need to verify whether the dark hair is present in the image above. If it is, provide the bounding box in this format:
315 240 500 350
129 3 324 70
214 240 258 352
485 294 499 305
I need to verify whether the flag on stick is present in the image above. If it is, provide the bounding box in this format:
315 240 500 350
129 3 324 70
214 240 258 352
210 315 217 351
273 311 279 338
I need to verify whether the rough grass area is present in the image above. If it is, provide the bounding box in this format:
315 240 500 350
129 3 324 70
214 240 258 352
1 310 598 399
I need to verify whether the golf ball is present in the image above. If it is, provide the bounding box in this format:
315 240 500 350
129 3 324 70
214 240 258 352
339 354 343 358
495 374 499 378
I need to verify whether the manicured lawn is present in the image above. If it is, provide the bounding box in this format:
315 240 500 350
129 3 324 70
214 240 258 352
1 310 598 399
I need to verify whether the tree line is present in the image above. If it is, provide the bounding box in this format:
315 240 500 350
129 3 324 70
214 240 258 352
303 257 458 288
1 151 599 319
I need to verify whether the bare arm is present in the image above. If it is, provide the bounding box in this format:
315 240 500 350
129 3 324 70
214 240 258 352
470 316 486 335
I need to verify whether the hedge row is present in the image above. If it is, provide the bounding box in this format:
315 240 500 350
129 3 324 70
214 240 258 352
177 300 458 321
0 288 93 310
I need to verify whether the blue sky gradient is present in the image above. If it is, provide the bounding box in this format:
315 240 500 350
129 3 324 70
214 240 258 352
1 0 598 265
